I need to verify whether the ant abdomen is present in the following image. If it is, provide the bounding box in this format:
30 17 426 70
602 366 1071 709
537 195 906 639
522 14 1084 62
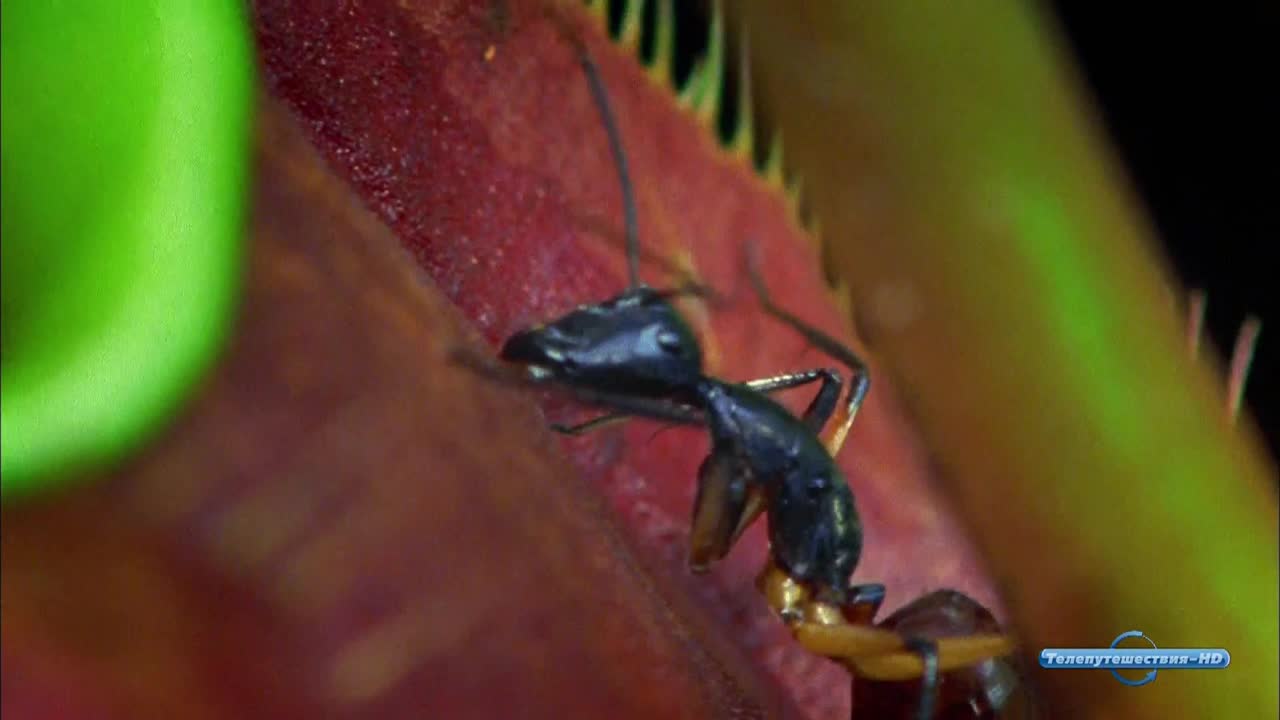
851 590 1041 719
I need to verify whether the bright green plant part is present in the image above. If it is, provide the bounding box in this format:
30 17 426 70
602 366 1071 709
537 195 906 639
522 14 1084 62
2 2 254 497
729 0 1278 718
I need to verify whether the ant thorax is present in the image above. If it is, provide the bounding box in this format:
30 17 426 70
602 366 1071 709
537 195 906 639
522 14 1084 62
698 380 831 474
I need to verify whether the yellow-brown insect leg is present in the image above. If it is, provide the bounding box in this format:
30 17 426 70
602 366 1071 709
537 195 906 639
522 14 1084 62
793 622 1016 680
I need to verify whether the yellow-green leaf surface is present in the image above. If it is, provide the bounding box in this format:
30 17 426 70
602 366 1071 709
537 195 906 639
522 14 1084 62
2 2 253 496
728 1 1278 717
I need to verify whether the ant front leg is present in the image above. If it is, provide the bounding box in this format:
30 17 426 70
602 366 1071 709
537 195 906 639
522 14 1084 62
550 414 631 436
743 368 844 435
687 444 757 571
744 240 870 457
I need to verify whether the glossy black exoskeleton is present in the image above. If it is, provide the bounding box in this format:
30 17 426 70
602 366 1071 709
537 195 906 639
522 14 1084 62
501 279 870 605
452 18 1024 720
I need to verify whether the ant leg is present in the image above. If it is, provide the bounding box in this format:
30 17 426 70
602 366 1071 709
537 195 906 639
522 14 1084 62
651 281 726 307
842 583 886 625
793 622 1014 680
755 561 1014 679
744 368 843 435
688 447 757 571
723 486 765 550
902 637 940 720
757 561 882 625
550 414 631 436
553 368 840 437
744 241 870 456
847 635 1013 680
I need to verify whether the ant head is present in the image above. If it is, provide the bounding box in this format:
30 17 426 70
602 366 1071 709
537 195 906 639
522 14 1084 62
501 286 704 396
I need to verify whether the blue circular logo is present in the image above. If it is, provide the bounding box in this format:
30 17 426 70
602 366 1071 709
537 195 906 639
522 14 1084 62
1110 630 1159 687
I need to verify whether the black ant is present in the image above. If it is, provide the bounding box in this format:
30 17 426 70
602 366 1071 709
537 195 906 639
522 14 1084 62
452 18 1026 720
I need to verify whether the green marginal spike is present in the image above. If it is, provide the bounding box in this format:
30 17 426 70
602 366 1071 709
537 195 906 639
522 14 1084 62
831 274 855 323
764 130 786 187
618 0 643 52
586 0 807 232
1227 316 1262 424
807 216 825 254
1187 289 1207 358
647 0 675 87
584 0 605 25
786 172 804 220
811 216 854 310
694 0 725 130
679 58 705 109
730 27 755 162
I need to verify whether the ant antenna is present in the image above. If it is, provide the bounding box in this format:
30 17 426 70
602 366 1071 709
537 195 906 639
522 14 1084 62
574 43 641 288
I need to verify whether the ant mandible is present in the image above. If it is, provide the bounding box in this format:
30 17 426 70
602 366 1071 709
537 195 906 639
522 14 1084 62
453 17 1024 720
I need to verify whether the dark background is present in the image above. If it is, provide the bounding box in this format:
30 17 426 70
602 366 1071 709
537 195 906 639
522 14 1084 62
1050 4 1277 462
621 2 1278 462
